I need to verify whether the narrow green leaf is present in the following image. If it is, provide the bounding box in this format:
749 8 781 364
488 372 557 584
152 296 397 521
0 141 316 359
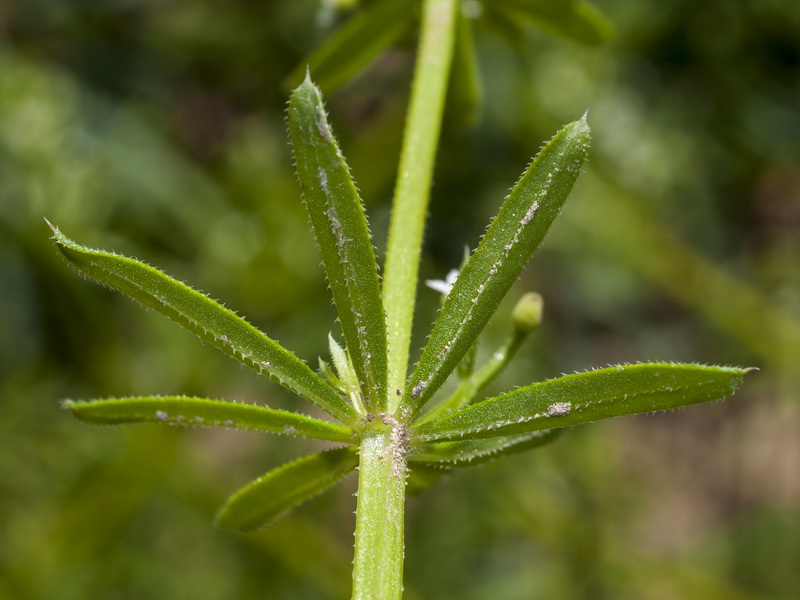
447 10 482 129
63 396 355 443
48 223 356 424
288 77 388 412
319 358 345 393
329 333 366 414
406 431 562 494
216 448 359 531
403 116 590 414
406 463 449 495
481 3 529 52
284 0 415 94
414 363 748 442
500 0 615 46
329 333 359 395
418 292 543 424
412 429 562 464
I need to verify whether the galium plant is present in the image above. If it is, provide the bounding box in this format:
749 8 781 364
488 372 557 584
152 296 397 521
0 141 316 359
50 1 750 598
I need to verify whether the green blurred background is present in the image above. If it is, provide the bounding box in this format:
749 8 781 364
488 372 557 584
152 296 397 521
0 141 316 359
1 0 798 598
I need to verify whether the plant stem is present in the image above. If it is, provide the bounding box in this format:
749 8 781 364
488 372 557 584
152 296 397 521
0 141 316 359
351 424 409 600
352 2 457 594
383 0 457 408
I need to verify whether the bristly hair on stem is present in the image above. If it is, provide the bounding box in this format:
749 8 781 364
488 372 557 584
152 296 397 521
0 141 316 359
50 1 752 598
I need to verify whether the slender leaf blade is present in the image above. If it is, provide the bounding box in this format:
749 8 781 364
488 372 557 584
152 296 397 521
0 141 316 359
329 333 366 414
48 223 356 423
319 358 345 392
447 10 482 129
329 333 360 397
482 3 529 52
500 0 615 46
406 430 562 494
406 463 449 495
403 116 590 414
410 433 560 491
288 77 388 411
63 396 355 443
216 448 359 531
284 0 415 94
411 429 562 464
414 363 748 442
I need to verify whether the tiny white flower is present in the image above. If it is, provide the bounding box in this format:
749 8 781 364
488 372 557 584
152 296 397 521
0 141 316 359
425 269 460 297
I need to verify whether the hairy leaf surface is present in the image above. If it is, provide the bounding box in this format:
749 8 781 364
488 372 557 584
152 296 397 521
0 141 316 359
64 396 354 443
403 116 590 414
288 77 388 411
216 448 358 531
49 224 356 423
405 463 450 495
414 364 747 442
411 429 562 464
405 430 562 493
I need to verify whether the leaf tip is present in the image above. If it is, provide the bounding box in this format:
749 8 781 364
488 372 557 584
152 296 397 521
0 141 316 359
45 220 75 252
60 399 92 423
293 67 320 98
577 110 592 137
213 508 239 531
44 218 69 247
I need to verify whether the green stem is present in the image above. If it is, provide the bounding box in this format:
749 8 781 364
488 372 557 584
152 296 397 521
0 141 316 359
383 0 457 408
352 2 457 594
352 424 409 600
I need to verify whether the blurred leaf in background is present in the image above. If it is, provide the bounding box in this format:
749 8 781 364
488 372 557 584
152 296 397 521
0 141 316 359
1 0 798 599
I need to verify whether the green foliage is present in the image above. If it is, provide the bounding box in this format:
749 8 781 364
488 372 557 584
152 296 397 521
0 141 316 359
447 9 483 129
287 0 614 102
64 396 355 443
414 363 747 441
45 1 760 597
54 73 747 559
49 222 357 424
382 0 459 400
418 292 543 423
403 115 590 414
216 448 359 531
284 0 415 94
328 333 366 413
501 0 615 45
411 430 563 466
287 76 388 412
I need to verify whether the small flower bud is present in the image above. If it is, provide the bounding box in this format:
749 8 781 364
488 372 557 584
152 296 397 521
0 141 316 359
512 292 543 333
